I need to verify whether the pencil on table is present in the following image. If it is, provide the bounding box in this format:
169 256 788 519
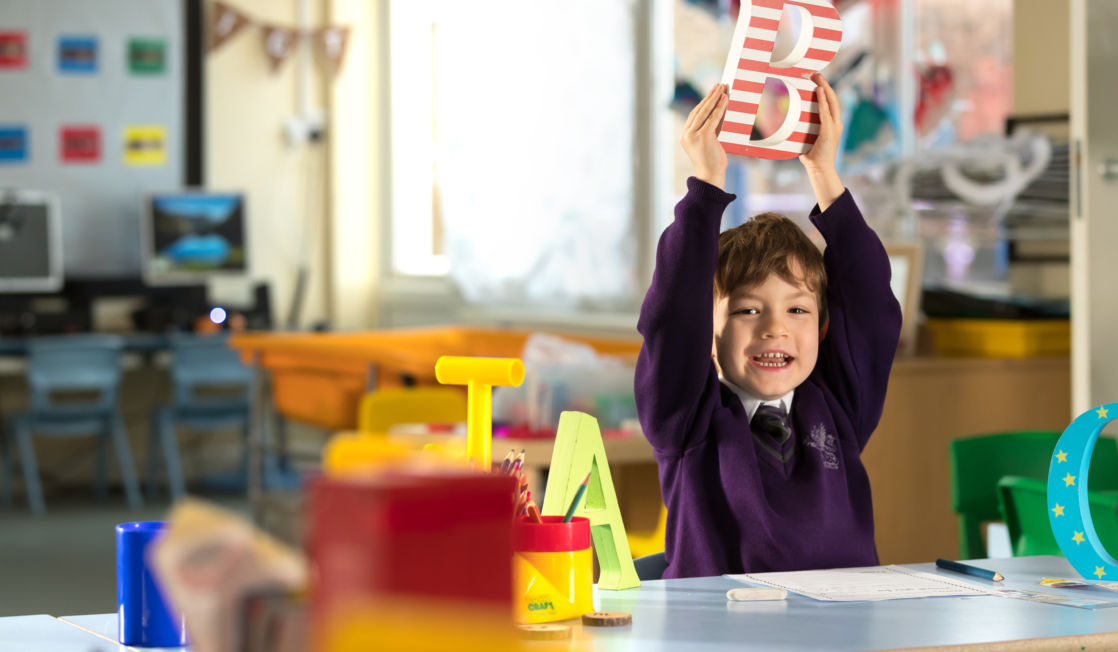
935 558 1005 582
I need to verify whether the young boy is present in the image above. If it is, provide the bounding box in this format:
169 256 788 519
635 74 902 579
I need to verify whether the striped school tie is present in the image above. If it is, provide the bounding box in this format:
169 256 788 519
751 403 794 463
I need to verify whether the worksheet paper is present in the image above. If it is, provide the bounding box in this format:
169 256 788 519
726 565 990 601
728 566 1118 608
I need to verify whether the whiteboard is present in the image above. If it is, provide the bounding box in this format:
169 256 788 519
0 0 184 276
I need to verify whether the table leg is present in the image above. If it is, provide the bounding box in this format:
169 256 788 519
248 350 267 523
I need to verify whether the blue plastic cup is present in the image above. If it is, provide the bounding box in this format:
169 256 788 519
116 521 188 647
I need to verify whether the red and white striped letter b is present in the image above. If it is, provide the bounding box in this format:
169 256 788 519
717 0 843 160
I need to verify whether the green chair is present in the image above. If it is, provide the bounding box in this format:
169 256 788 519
998 475 1118 556
949 431 1118 559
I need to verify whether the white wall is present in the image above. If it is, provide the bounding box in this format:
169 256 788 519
1013 0 1070 116
324 0 380 330
1070 0 1118 416
204 0 331 330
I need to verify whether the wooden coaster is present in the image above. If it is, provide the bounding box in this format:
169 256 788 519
581 611 632 627
517 624 572 640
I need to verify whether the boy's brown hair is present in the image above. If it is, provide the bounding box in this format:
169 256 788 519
714 212 828 329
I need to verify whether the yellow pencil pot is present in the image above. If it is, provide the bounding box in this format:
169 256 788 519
513 515 593 624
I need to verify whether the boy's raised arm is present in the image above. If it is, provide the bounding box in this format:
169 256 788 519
800 73 902 447
636 85 735 455
800 72 846 212
681 84 730 190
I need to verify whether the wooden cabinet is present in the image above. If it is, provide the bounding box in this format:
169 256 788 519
863 356 1071 564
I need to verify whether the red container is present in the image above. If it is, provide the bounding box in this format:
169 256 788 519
514 515 591 552
308 471 515 620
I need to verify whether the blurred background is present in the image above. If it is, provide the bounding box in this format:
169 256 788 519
1 0 1115 620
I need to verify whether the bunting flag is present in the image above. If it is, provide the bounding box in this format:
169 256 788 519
206 1 351 77
208 1 251 53
261 24 297 73
315 27 350 77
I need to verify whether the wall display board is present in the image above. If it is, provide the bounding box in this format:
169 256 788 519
0 0 186 276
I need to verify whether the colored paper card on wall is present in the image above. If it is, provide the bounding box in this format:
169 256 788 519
58 35 98 73
128 37 166 74
123 126 166 166
0 126 29 163
718 0 843 160
60 125 101 163
0 31 28 69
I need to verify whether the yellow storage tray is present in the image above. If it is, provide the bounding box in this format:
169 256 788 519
925 318 1070 358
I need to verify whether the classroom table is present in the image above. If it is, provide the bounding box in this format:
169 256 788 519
588 555 1118 651
0 614 123 651
0 613 189 652
228 327 644 523
386 425 656 482
60 614 189 652
0 333 171 357
20 556 1118 651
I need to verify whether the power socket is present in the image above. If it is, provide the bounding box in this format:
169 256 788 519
283 111 327 147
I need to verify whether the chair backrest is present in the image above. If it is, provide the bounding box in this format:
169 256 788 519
998 475 1118 557
357 387 467 433
949 431 1118 558
26 334 125 414
633 552 667 581
168 333 253 408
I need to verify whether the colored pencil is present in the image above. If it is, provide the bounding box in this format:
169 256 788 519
935 558 1004 582
562 472 592 523
499 448 516 474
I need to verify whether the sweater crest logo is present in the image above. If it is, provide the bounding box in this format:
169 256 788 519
807 423 839 470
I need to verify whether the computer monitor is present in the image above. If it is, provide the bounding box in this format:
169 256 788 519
141 190 247 284
0 189 63 292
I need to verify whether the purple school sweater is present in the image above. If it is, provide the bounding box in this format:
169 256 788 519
635 178 902 579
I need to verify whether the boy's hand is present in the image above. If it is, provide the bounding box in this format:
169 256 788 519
799 72 842 173
800 72 845 211
681 83 729 189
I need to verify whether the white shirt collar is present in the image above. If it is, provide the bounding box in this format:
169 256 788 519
718 374 794 422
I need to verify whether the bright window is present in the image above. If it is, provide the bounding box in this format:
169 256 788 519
388 0 657 311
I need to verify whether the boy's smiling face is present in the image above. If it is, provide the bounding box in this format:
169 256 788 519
712 267 820 401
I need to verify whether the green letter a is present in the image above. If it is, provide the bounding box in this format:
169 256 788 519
542 411 640 589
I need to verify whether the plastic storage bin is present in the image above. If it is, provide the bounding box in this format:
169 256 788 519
926 319 1070 358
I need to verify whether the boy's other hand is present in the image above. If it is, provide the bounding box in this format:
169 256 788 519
800 72 845 211
681 83 729 189
799 72 842 174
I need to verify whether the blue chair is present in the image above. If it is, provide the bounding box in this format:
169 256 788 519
8 334 142 515
146 333 253 501
634 551 668 581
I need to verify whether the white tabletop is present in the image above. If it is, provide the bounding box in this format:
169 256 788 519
0 614 123 652
591 556 1118 651
12 556 1118 651
60 614 189 652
